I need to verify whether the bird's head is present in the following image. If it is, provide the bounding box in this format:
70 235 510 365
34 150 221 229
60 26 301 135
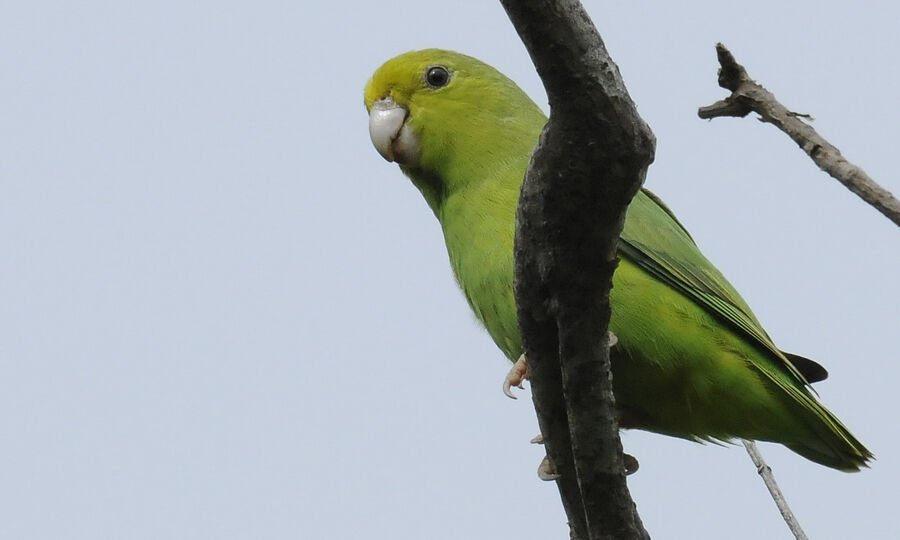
364 49 545 195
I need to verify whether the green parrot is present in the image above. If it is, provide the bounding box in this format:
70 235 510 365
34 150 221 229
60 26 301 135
364 49 872 471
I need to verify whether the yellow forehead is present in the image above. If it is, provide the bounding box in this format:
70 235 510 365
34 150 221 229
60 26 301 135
363 49 479 111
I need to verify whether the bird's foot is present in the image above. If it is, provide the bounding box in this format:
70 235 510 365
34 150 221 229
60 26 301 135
503 333 614 400
503 354 529 399
529 435 558 480
607 330 618 348
533 433 638 476
538 455 560 481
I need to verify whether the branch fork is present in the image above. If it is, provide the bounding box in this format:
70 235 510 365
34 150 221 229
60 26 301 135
699 43 900 226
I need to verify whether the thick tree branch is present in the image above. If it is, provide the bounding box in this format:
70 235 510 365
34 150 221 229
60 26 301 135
699 43 900 227
500 1 655 538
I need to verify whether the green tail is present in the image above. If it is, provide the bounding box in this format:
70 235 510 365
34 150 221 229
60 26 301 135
782 388 872 471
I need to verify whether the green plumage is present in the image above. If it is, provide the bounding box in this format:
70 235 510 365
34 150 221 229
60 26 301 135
365 49 871 471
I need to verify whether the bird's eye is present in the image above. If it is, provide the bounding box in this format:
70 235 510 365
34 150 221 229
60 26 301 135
425 66 450 88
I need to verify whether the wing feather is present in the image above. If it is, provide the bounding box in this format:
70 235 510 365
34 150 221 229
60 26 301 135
619 189 814 389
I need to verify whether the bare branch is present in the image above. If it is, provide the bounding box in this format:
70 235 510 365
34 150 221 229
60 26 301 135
699 43 900 227
742 441 809 540
499 1 654 538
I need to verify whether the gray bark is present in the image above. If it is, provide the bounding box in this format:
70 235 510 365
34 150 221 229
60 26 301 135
699 43 900 227
499 1 655 538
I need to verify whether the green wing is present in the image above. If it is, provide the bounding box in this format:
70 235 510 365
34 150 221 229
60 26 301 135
619 189 873 469
618 189 817 388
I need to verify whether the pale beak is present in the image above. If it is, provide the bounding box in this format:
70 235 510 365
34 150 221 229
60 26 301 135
368 97 418 164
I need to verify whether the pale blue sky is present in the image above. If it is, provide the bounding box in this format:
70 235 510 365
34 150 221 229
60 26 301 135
3 1 898 539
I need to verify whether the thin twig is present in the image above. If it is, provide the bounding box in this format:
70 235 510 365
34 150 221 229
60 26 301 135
742 440 809 540
699 43 900 227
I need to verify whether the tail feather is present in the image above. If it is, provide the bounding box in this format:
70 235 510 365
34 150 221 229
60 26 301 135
789 398 873 472
751 351 872 471
786 439 872 472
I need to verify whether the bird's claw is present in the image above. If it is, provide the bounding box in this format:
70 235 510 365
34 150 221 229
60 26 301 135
538 455 560 481
532 434 635 477
502 339 611 399
503 354 529 399
607 330 618 348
